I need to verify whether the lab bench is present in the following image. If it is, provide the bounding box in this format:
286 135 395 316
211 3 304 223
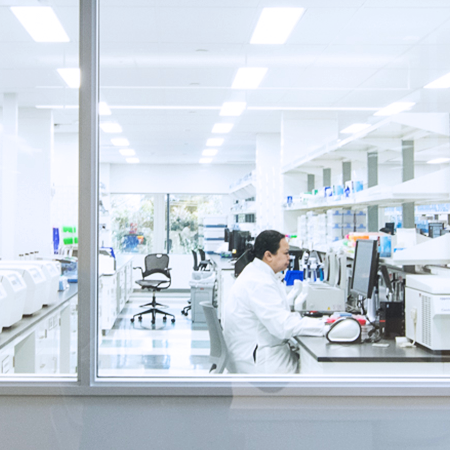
294 336 450 376
98 255 134 334
0 283 78 375
208 254 235 320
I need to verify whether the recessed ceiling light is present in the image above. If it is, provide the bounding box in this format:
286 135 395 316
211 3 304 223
427 158 450 164
111 138 130 146
374 102 415 116
250 8 305 44
212 123 233 134
100 123 122 133
219 102 246 117
340 123 371 134
196 49 208 52
119 149 136 156
126 157 140 164
424 72 450 89
99 102 111 116
206 138 224 147
57 68 80 88
10 6 69 42
202 149 218 156
199 158 212 164
231 68 268 89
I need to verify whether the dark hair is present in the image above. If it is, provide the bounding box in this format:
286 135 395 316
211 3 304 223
252 230 286 260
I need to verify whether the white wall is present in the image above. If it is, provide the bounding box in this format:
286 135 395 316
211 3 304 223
52 132 79 230
109 163 254 194
0 395 449 450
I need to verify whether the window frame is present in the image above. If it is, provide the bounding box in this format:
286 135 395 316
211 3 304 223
1 0 450 398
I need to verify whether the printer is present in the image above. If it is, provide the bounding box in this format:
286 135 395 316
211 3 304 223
405 275 450 351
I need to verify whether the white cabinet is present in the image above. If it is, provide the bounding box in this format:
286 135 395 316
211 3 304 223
99 257 134 335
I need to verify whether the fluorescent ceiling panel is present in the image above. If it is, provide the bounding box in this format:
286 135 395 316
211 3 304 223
199 158 213 164
100 123 122 133
212 123 233 134
119 149 136 156
206 138 224 147
374 102 415 116
250 8 305 44
10 6 69 42
126 158 140 164
427 158 450 164
424 72 450 89
57 68 80 88
231 68 268 89
99 102 111 116
219 102 246 117
111 138 130 146
202 149 218 156
340 123 371 134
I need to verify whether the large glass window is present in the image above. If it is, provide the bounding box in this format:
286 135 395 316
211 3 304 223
168 194 224 254
0 1 79 377
96 0 450 381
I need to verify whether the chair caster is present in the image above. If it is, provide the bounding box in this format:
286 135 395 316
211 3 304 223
130 317 135 323
163 316 167 322
138 315 142 322
171 318 176 323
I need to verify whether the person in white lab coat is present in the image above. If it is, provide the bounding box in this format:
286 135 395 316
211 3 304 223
222 230 325 374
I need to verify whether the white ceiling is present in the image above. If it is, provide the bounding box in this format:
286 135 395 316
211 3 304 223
1 0 450 169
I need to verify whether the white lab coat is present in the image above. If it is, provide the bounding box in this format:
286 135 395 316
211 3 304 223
222 257 325 374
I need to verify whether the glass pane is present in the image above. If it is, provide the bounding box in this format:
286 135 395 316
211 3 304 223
98 0 450 379
0 1 79 377
168 194 224 255
109 194 154 255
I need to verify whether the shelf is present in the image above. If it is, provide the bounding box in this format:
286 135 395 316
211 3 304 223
281 113 450 174
392 233 450 265
283 167 450 213
229 171 256 199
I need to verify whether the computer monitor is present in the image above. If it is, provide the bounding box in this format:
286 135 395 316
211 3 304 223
429 222 444 239
350 239 379 299
234 248 254 277
384 222 395 235
228 230 251 258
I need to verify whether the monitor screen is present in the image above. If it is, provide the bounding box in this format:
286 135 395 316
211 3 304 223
350 239 378 298
228 230 251 257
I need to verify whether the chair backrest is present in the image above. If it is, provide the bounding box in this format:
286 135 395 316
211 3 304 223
191 250 199 271
143 253 170 278
198 249 206 261
200 301 229 374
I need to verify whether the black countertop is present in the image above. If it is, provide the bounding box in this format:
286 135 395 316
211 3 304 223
294 336 450 363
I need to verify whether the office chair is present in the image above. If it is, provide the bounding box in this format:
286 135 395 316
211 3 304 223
181 250 198 316
198 249 210 271
200 301 230 373
131 253 175 325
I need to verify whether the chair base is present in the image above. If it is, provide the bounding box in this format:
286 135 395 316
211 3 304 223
131 291 176 325
181 304 191 316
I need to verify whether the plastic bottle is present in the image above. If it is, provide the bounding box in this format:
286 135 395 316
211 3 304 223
287 279 303 308
295 282 310 311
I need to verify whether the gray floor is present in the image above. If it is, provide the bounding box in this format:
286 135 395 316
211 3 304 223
98 291 212 377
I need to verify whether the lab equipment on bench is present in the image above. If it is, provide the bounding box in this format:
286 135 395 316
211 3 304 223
0 270 27 326
0 265 47 314
326 317 362 344
293 250 347 312
0 284 8 333
0 261 60 305
0 261 56 307
350 239 379 322
405 275 450 351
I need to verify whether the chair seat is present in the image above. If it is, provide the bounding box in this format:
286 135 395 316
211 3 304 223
136 279 170 289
